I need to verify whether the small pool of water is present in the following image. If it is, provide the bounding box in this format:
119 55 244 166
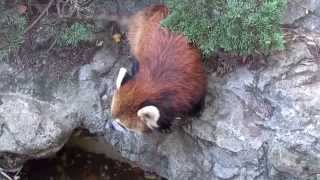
19 147 165 180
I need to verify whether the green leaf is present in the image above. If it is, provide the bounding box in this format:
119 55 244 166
162 0 287 56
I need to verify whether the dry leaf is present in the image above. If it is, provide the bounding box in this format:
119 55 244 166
112 33 122 43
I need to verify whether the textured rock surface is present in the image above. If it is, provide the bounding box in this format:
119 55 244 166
103 38 320 179
1 1 320 180
282 0 320 25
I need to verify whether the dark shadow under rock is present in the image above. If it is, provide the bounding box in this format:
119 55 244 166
19 147 166 180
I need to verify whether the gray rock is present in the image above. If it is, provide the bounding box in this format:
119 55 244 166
298 14 320 33
214 163 239 179
77 64 106 133
0 92 78 169
101 33 320 179
32 17 57 50
282 0 320 25
270 133 320 178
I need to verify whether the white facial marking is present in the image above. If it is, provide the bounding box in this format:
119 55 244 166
137 106 160 129
112 119 127 132
116 67 127 89
111 96 115 112
110 119 143 134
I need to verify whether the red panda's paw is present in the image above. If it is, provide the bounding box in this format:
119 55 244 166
157 124 172 133
158 128 172 134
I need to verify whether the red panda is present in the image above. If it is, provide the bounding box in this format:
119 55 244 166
111 5 207 133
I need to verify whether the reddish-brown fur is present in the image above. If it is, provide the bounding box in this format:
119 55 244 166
111 5 207 133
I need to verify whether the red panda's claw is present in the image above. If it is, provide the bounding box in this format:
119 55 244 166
158 127 172 134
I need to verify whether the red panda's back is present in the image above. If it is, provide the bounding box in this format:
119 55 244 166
127 5 206 113
111 5 207 133
137 29 206 112
127 5 169 61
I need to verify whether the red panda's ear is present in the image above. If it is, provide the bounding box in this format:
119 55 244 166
116 67 128 89
116 67 134 89
137 106 160 129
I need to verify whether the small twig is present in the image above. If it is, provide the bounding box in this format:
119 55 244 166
0 171 13 180
13 166 23 180
80 0 94 7
24 0 55 33
47 38 57 53
56 0 61 17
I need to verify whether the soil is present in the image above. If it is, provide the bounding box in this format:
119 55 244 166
12 45 97 80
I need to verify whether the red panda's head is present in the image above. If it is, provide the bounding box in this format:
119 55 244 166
111 67 160 133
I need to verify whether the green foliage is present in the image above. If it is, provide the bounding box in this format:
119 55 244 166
162 0 287 56
0 8 27 61
58 22 93 47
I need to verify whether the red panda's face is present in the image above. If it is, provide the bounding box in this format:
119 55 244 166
110 67 160 133
111 90 150 133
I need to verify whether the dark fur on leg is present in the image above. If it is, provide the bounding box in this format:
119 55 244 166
189 96 206 117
